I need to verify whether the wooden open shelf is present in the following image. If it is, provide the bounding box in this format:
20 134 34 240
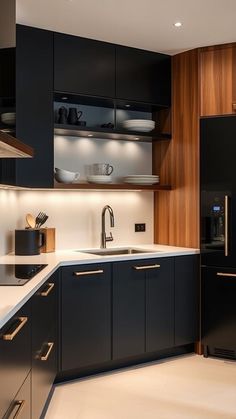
54 182 171 191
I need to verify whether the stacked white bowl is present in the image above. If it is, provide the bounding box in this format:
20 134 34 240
87 175 112 184
122 119 155 132
123 175 160 185
1 112 16 126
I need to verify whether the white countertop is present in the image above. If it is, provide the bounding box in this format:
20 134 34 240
0 244 199 329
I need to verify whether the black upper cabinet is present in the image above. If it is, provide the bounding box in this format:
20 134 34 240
54 33 116 98
15 25 54 188
116 46 171 105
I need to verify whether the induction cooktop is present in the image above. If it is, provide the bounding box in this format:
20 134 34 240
0 264 48 286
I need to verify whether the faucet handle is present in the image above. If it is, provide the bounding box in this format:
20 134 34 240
106 232 114 242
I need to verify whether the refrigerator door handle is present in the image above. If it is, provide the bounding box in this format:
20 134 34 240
225 195 229 256
217 272 236 278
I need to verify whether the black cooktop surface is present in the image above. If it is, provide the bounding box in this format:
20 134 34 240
0 264 48 286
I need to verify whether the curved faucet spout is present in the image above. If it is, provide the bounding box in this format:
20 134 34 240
101 205 115 248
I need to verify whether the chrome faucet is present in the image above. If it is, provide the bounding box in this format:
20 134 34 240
101 205 115 248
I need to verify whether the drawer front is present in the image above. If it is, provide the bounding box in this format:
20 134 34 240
0 302 31 419
4 373 31 419
61 263 111 371
202 266 236 350
32 271 58 419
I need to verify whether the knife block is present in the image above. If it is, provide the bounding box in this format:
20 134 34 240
40 228 56 253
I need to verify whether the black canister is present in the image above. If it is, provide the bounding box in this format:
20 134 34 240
15 229 44 256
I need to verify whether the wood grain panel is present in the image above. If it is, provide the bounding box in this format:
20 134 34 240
153 49 200 248
200 45 235 116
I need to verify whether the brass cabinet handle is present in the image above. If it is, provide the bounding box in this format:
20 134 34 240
7 400 26 419
225 195 229 256
2 317 28 341
73 269 104 276
40 282 54 297
232 102 236 111
40 342 54 361
217 272 236 278
133 264 161 270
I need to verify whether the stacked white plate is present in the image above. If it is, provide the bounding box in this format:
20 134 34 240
1 112 16 126
87 175 112 184
122 119 155 132
124 175 160 185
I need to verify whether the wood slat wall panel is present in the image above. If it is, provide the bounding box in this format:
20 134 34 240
153 49 200 248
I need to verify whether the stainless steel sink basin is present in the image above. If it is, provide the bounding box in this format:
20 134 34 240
79 248 159 256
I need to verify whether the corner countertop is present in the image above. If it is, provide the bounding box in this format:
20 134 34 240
0 244 199 329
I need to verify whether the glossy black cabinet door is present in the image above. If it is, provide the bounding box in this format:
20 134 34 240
116 45 171 105
146 258 174 352
15 25 54 187
0 302 31 419
31 272 58 419
175 256 200 346
202 266 236 356
54 33 115 97
61 264 111 371
200 116 236 268
4 373 31 419
113 260 146 359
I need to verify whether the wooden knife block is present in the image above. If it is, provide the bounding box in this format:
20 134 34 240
40 228 56 253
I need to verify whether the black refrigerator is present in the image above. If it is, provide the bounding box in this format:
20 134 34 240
201 115 236 359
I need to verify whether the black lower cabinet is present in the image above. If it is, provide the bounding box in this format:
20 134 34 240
146 258 174 352
175 256 199 346
202 266 236 358
113 260 146 359
0 302 31 419
4 373 31 419
31 272 58 419
61 264 111 371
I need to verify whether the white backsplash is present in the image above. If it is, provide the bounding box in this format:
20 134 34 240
0 189 153 255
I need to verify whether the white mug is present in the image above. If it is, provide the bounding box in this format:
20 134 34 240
92 163 114 176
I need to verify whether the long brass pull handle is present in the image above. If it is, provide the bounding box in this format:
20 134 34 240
133 264 161 270
40 342 54 361
40 282 54 297
217 272 236 278
225 195 229 256
232 102 236 111
8 400 26 419
74 269 104 276
2 317 28 341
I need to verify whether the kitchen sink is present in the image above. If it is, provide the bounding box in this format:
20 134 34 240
78 248 159 256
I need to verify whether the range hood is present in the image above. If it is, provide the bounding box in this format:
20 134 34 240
0 0 33 158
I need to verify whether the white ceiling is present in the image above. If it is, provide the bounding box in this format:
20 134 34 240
17 0 236 55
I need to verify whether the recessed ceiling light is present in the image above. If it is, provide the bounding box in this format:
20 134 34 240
88 134 93 137
61 96 68 100
174 22 183 28
125 104 131 108
134 137 140 141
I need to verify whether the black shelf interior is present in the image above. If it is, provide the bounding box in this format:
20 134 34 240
54 92 171 142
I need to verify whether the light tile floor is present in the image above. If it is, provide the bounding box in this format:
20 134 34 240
45 354 236 419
